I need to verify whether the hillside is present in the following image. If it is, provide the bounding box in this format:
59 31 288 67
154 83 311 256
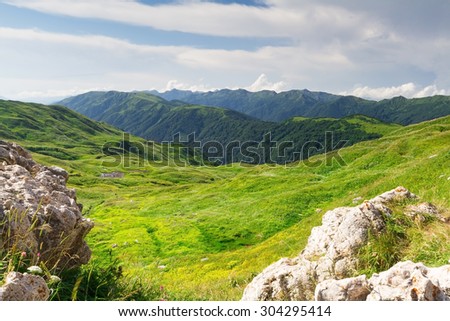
150 88 339 122
0 99 190 170
58 91 400 164
81 115 450 300
151 89 450 124
0 99 122 142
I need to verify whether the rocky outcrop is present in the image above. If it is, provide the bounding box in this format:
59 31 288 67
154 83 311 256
314 275 370 301
315 261 450 301
242 187 448 301
0 141 93 270
0 272 49 301
405 202 449 223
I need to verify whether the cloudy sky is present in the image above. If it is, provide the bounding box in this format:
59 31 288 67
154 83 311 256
0 0 449 103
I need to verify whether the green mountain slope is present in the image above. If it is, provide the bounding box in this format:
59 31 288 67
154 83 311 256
0 99 122 141
58 91 400 164
152 89 450 124
150 88 339 122
0 99 126 161
58 90 179 120
308 95 450 125
0 99 190 170
57 91 178 136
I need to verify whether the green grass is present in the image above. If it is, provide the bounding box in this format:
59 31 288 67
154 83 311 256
343 114 402 135
1 99 449 300
86 116 449 300
356 197 450 277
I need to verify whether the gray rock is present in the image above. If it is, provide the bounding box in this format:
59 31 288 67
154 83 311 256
369 186 416 205
367 261 448 301
315 275 370 301
428 265 450 297
0 147 12 164
0 141 93 270
48 166 69 182
405 202 448 223
242 187 417 301
303 201 386 282
0 272 49 301
314 261 450 301
242 257 316 301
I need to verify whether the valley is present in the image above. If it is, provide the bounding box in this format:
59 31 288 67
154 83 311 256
57 91 402 164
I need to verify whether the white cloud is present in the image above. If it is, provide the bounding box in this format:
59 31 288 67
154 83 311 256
163 79 214 92
10 88 106 103
3 0 378 41
0 27 192 101
0 26 354 102
162 74 287 93
246 74 286 92
413 84 447 98
0 27 184 55
177 45 352 73
1 2 450 102
340 83 448 100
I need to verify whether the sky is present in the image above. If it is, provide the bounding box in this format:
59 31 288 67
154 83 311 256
0 0 449 103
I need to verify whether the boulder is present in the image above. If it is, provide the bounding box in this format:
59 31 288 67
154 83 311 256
314 261 450 301
242 257 316 301
428 265 450 297
0 272 49 301
242 187 419 301
367 261 448 301
0 141 93 270
405 202 448 223
315 275 370 301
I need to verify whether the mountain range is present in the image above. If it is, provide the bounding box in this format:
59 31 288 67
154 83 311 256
149 89 450 124
57 91 402 164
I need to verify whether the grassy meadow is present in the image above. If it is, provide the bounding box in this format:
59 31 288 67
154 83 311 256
81 115 449 300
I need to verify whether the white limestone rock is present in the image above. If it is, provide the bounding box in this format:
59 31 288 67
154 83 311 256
0 141 93 269
367 261 448 301
242 187 421 301
0 272 49 301
315 275 370 301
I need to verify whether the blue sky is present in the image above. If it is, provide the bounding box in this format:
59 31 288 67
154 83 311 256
0 0 449 103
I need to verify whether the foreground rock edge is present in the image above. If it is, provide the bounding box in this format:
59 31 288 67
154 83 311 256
242 186 450 301
0 141 94 300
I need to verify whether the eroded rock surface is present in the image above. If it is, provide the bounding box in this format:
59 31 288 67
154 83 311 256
315 275 370 301
0 272 49 301
0 141 93 270
315 261 450 301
